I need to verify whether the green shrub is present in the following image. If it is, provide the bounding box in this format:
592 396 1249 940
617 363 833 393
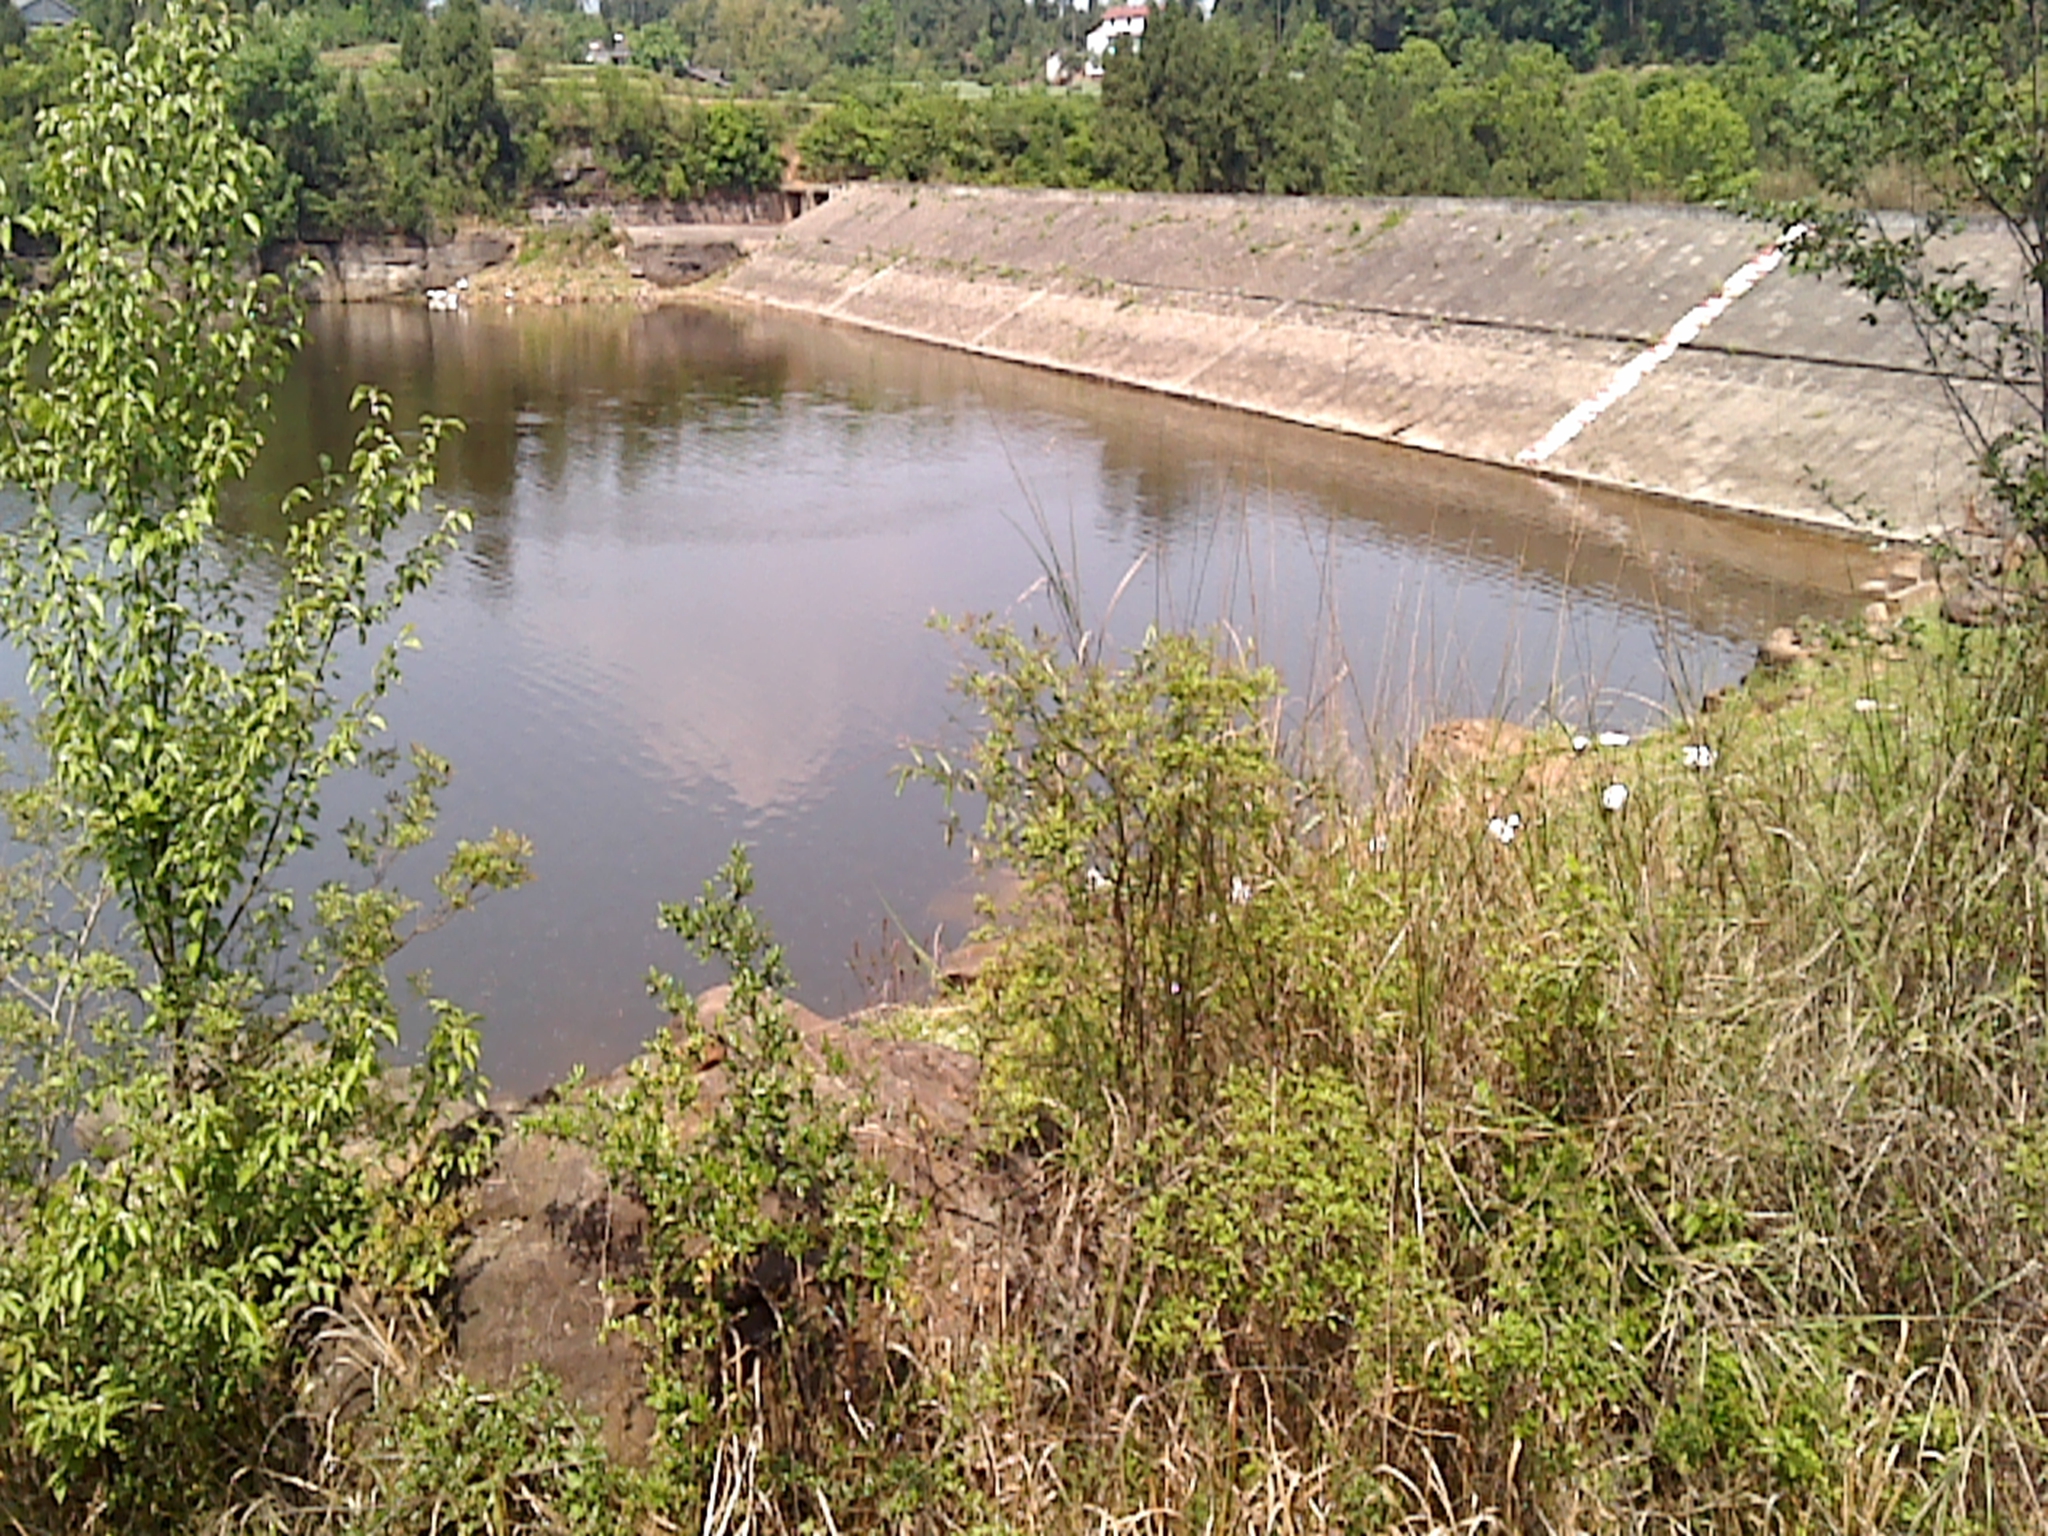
0 5 526 1519
1129 1068 1437 1371
1632 76 1755 200
340 1369 643 1534
548 847 909 1506
910 621 1368 1123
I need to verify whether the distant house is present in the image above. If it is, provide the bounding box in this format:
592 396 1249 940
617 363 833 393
682 62 730 87
14 0 79 29
584 31 631 64
1083 3 1147 75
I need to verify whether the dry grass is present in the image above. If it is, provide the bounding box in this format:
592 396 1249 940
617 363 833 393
811 607 2048 1534
183 605 2048 1535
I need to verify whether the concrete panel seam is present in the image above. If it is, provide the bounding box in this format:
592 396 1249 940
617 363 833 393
966 287 1047 347
824 258 903 316
1175 300 1295 391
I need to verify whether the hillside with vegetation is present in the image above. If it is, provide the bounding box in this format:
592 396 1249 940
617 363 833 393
4 0 2048 1531
0 0 1879 239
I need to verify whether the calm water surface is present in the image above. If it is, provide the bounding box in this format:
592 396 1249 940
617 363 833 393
229 302 1872 1093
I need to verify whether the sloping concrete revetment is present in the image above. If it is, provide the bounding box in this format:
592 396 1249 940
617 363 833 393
714 183 2021 539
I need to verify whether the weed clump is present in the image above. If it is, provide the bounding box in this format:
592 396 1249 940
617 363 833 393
867 606 2048 1533
541 846 913 1524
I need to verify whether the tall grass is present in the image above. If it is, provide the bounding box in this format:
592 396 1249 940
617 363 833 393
172 602 2048 1534
870 603 2048 1533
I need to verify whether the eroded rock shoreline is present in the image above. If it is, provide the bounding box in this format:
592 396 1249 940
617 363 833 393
266 190 804 304
433 984 1000 1464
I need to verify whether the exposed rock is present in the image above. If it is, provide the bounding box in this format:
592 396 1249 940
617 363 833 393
1758 626 1806 667
627 238 743 288
1947 529 2008 569
445 988 999 1462
551 146 603 190
682 985 983 1166
1518 750 1588 799
683 988 1020 1354
1412 718 1537 777
1997 530 2040 575
534 190 807 226
1756 683 1815 715
938 939 1001 989
275 232 516 303
1887 578 1939 612
1888 549 1931 585
445 1126 657 1463
1942 581 2018 628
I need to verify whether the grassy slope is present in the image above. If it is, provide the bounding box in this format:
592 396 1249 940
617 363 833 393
856 597 2048 1532
202 593 2048 1535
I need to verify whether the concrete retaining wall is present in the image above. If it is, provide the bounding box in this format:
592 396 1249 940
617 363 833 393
714 183 2017 538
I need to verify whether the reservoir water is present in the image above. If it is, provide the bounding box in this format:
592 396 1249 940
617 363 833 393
231 301 1873 1094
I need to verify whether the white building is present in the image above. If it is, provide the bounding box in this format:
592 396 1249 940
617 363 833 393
1084 4 1148 76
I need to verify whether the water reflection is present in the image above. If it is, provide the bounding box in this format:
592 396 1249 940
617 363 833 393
224 302 1876 1094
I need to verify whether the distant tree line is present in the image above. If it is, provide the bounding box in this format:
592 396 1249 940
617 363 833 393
0 0 1845 236
802 10 1830 202
0 0 784 238
629 0 1796 91
1215 0 1787 63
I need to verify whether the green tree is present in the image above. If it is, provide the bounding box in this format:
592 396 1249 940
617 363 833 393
1463 39 1588 196
0 26 57 221
1480 0 1602 61
633 15 693 73
1713 30 1842 179
984 88 1098 188
226 14 363 238
1571 66 1642 195
426 0 512 189
1631 74 1753 198
1249 20 1352 193
1099 4 1265 193
798 90 894 178
1788 0 2048 534
0 0 525 1515
1343 37 1487 194
688 98 782 191
843 0 896 69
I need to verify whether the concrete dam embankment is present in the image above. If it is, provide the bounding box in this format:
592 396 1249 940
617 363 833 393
715 184 2004 538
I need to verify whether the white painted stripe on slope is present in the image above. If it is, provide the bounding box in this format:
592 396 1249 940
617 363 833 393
1516 225 1808 468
